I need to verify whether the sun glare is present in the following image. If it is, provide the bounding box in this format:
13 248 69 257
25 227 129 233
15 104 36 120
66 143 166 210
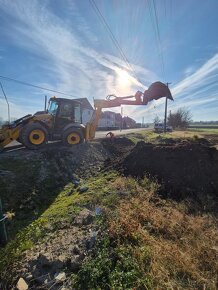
116 68 131 88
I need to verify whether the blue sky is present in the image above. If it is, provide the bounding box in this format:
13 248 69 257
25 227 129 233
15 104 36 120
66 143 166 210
0 0 218 122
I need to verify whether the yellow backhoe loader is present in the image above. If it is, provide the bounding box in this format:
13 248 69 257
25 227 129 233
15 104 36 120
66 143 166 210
0 81 173 151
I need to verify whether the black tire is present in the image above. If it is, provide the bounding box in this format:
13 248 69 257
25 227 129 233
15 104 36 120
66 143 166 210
16 127 25 144
21 123 48 150
16 136 22 144
62 128 84 146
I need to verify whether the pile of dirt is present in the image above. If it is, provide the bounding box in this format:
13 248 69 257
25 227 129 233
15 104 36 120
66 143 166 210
0 142 109 240
101 137 134 155
121 141 218 201
101 137 135 171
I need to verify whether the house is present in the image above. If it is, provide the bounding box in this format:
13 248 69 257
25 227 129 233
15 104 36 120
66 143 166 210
98 111 116 129
115 113 122 128
74 98 94 125
122 116 136 129
98 111 137 130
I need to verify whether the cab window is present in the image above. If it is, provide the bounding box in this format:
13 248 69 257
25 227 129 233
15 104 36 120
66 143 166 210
59 104 73 118
48 100 58 116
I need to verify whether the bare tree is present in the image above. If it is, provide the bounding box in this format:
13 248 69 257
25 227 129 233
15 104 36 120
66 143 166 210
153 115 161 124
168 107 192 129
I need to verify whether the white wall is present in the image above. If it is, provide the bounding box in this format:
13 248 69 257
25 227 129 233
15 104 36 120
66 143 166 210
98 112 116 128
82 109 93 125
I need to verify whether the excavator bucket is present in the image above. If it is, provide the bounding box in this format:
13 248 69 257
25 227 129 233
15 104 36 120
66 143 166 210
143 81 173 104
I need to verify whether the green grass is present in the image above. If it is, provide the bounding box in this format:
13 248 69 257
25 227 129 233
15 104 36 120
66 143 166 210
126 128 218 145
1 168 217 289
188 128 218 134
0 171 119 279
74 236 153 290
0 170 158 289
126 130 173 144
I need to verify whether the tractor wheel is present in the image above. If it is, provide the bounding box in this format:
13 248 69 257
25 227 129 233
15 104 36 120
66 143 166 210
21 123 48 149
16 136 22 144
17 126 26 144
62 128 84 146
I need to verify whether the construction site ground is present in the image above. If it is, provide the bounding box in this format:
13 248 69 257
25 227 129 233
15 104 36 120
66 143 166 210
0 129 217 290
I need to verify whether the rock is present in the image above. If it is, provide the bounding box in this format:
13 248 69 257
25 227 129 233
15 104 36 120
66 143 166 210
73 180 80 187
55 272 66 283
16 277 28 290
78 186 89 193
74 209 95 225
85 231 97 250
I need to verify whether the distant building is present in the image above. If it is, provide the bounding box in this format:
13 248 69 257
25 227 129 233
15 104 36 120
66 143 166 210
98 111 116 129
115 113 122 128
74 98 94 125
122 116 136 129
98 110 136 129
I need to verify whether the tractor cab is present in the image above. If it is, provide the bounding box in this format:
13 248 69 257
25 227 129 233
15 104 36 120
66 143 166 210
47 97 83 134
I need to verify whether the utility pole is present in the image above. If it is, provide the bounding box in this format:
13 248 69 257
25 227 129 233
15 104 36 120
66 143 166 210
44 95 47 111
120 107 123 131
164 82 171 133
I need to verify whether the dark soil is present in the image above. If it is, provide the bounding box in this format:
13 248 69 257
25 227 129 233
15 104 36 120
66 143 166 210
0 142 109 240
121 141 218 202
101 137 134 155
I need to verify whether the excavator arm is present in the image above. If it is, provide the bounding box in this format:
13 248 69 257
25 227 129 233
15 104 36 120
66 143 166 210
85 81 173 140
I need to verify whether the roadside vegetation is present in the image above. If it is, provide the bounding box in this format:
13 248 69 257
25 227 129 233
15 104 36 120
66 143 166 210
1 169 217 289
126 127 218 144
0 131 217 289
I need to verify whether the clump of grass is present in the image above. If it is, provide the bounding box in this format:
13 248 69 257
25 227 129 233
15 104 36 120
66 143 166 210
73 235 153 290
193 134 199 140
108 186 218 289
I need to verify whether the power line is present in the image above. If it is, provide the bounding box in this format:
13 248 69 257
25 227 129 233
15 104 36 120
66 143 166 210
89 0 132 70
0 75 78 98
152 0 166 79
89 0 143 86
147 0 166 80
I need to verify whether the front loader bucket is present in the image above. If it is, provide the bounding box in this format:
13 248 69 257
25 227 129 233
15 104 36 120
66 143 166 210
143 81 173 103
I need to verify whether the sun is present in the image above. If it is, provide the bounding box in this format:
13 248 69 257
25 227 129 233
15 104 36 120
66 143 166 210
116 68 131 88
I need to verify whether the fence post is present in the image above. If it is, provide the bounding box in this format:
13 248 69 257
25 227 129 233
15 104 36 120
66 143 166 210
0 198 7 245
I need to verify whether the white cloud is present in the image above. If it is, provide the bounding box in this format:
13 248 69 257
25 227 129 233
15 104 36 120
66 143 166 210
1 0 217 122
0 0 154 102
129 52 218 122
0 0 157 121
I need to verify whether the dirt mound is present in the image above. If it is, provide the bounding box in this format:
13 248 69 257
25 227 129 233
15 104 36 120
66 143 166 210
101 137 134 155
0 142 109 240
122 141 218 200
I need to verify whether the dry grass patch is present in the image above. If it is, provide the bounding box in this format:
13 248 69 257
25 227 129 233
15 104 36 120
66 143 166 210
108 181 218 289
